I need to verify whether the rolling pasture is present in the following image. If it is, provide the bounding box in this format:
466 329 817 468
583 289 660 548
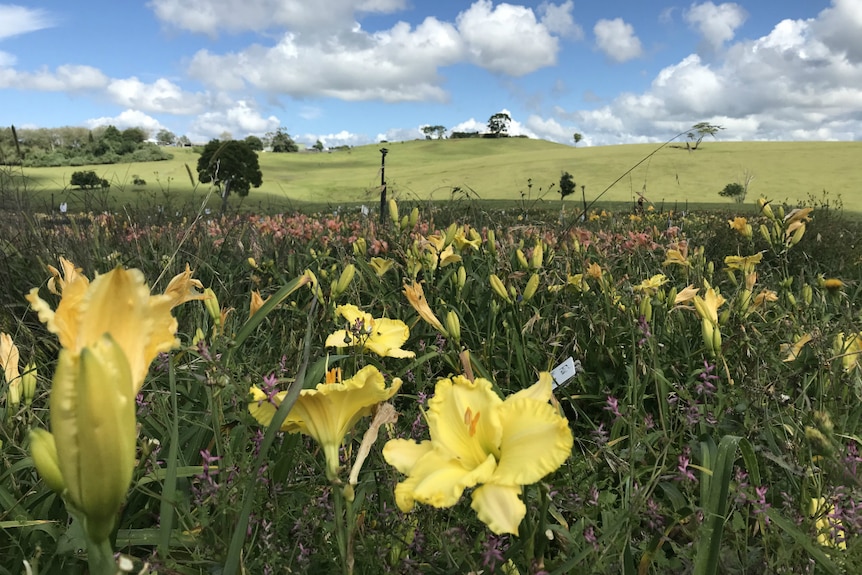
6 138 862 213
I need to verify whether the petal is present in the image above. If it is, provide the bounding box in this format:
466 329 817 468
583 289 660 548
471 483 526 535
395 447 496 511
0 332 21 383
365 317 414 358
247 386 289 429
325 329 357 348
383 439 433 474
493 398 573 486
163 264 206 308
427 376 503 466
508 372 553 403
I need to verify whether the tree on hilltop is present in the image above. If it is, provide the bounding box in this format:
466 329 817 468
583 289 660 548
686 122 723 150
197 139 262 213
266 128 299 153
422 125 447 139
487 113 511 137
157 129 177 146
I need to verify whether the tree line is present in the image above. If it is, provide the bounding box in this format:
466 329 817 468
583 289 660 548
0 125 172 167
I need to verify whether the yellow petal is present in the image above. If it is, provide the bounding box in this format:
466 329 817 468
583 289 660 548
162 264 207 308
394 447 496 511
471 483 527 535
249 290 269 318
508 372 553 403
29 428 66 493
493 398 573 486
427 376 503 467
403 282 447 335
0 332 21 383
383 438 434 475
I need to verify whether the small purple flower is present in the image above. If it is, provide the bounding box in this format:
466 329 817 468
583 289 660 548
583 525 599 551
604 395 622 420
677 455 697 484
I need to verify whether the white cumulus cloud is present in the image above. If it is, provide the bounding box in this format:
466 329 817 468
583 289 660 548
86 109 165 133
190 100 280 140
106 77 207 115
594 18 643 62
685 2 748 51
0 5 54 40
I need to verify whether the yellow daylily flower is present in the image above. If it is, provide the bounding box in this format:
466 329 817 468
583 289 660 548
781 333 813 362
325 304 415 358
585 262 603 279
29 428 65 493
403 282 448 335
663 244 691 267
370 257 394 277
785 207 813 225
693 287 726 326
633 274 668 295
249 290 270 318
452 228 481 251
674 285 699 304
50 335 137 543
728 217 753 238
724 253 763 273
26 263 185 393
752 289 778 308
383 373 573 535
249 365 402 479
162 264 207 308
46 256 87 295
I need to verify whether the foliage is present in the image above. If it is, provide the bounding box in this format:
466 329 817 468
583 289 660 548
244 135 264 151
573 132 583 145
266 128 299 153
421 125 447 139
687 122 724 150
1 193 862 573
196 139 263 210
559 171 576 199
156 129 176 146
312 140 325 152
719 182 746 202
487 112 512 137
70 170 109 189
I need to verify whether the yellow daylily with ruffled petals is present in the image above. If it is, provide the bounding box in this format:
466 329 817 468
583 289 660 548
162 264 208 308
633 274 668 295
26 263 185 393
249 365 401 479
383 373 573 535
47 256 87 295
325 304 415 358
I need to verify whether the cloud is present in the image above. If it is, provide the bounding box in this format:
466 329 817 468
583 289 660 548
813 0 862 63
0 64 109 91
189 17 462 101
376 126 424 143
525 115 571 142
451 110 538 138
556 1 862 144
190 100 280 140
106 77 207 114
685 2 748 51
86 109 165 133
457 0 559 75
0 50 15 67
594 18 643 62
539 1 583 40
149 0 406 36
0 5 54 40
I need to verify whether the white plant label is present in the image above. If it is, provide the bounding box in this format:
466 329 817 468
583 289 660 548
551 356 581 390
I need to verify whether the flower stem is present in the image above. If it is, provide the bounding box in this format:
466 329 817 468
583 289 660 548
332 484 355 575
86 536 117 575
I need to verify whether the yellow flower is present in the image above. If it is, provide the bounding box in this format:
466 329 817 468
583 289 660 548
663 246 691 267
781 333 813 362
674 285 699 304
403 282 448 335
162 264 207 308
0 332 20 386
46 256 87 295
633 274 668 295
752 289 778 308
249 290 270 317
785 207 813 225
370 257 394 277
821 278 844 292
325 304 415 358
724 253 763 273
585 262 603 279
452 228 481 251
383 373 573 535
810 497 846 550
26 263 184 393
50 335 137 543
728 217 753 238
758 197 775 219
249 365 401 479
29 428 65 493
693 287 726 326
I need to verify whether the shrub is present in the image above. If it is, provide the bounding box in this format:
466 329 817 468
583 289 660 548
719 182 746 202
70 170 108 189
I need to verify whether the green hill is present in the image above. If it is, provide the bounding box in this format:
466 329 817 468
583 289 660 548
7 138 861 212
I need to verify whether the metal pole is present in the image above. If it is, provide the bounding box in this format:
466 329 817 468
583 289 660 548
379 148 389 224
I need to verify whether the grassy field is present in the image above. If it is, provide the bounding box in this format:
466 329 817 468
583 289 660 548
6 138 861 213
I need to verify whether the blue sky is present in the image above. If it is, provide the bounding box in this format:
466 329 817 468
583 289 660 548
1 0 858 147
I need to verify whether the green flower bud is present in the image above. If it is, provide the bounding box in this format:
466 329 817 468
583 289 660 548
490 274 511 303
530 242 543 269
332 264 356 299
445 311 461 344
409 207 419 228
516 249 529 270
523 273 540 302
457 266 466 290
353 237 367 256
203 288 220 325
388 199 399 226
22 362 37 405
30 428 66 493
639 297 653 323
486 230 497 259
802 284 813 306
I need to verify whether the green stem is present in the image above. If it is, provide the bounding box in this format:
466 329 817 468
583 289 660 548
332 484 354 575
86 536 117 575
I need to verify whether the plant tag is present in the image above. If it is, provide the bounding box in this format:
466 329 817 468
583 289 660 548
551 357 580 390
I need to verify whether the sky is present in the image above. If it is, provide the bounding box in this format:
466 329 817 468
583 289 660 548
1 0 860 147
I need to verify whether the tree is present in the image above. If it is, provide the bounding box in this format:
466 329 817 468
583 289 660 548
573 132 583 145
686 122 723 150
421 125 447 139
177 135 192 147
312 139 325 152
122 127 147 144
487 113 511 137
196 139 263 213
219 131 234 141
71 170 108 189
559 171 576 199
267 128 298 153
156 129 177 146
244 135 264 151
719 182 746 202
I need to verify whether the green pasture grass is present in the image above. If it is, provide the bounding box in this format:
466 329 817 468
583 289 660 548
7 139 861 213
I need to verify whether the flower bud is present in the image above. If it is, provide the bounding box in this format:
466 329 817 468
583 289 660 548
353 237 367 256
701 320 715 356
758 198 775 220
203 288 221 325
409 207 419 228
639 297 653 323
52 336 137 543
22 362 37 405
523 273 540 302
29 428 65 493
516 249 529 270
759 224 772 245
456 266 466 290
530 242 544 269
802 284 813 306
388 199 399 226
490 274 512 303
486 230 497 259
332 264 356 298
444 223 459 248
445 311 461 344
